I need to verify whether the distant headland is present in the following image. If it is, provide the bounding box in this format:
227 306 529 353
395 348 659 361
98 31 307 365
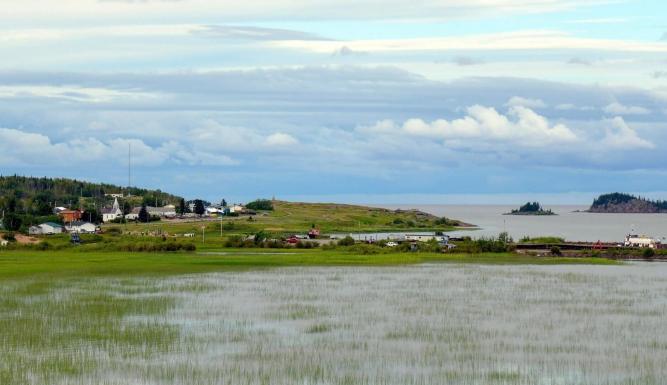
587 193 667 214
504 202 555 216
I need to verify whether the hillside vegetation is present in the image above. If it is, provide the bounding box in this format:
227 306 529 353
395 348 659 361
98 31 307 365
589 193 667 213
105 200 469 237
0 175 183 231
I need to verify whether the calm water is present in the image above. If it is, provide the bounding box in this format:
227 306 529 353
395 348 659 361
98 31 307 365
380 204 667 242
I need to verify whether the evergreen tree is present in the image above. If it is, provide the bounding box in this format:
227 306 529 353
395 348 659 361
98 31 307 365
138 203 149 223
221 198 227 207
194 199 205 217
178 198 187 215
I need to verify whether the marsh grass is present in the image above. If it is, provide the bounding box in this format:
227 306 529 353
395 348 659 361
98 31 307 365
2 262 666 384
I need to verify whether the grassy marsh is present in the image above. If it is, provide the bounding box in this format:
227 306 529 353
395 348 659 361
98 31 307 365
2 263 667 384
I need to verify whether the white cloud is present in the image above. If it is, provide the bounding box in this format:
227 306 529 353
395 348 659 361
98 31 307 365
0 127 239 167
361 105 578 147
601 117 654 149
506 96 547 109
3 1 609 23
273 30 667 54
555 103 594 111
264 132 298 147
604 102 650 115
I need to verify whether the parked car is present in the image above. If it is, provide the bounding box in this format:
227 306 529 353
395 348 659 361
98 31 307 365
386 241 398 247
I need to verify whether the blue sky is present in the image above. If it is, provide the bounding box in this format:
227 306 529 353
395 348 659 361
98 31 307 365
1 0 666 203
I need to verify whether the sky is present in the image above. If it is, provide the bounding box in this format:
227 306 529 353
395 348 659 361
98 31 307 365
1 0 666 204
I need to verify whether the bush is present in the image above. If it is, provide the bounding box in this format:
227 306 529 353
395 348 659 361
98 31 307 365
3 232 16 242
246 199 274 211
550 246 562 256
338 236 355 246
296 241 318 249
643 248 656 259
105 227 122 235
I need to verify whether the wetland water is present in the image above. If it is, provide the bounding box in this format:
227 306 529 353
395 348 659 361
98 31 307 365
381 204 667 242
3 263 667 384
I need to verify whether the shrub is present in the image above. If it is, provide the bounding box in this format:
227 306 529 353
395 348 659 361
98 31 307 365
643 248 656 259
295 241 318 249
338 236 355 246
246 199 274 211
105 227 122 235
224 235 244 248
550 246 562 256
3 232 16 242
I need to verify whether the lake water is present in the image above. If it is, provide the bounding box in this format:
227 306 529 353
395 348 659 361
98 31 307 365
379 204 667 242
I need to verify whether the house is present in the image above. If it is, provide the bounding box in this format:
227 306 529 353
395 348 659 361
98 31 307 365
0 239 8 247
102 198 123 222
624 234 660 249
58 209 83 223
125 205 177 220
229 204 245 214
66 221 98 234
404 233 449 244
104 193 124 198
206 207 221 216
29 222 64 235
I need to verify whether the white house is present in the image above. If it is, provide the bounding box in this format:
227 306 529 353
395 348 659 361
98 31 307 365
66 221 98 234
102 198 123 222
404 234 449 243
1 239 8 247
624 234 660 249
206 207 221 216
28 222 64 235
125 205 177 220
229 204 245 214
104 193 124 198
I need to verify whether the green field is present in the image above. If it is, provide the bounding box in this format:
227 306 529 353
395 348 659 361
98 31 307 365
0 249 619 280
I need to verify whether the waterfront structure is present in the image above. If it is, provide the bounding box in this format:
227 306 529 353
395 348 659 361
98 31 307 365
624 234 660 249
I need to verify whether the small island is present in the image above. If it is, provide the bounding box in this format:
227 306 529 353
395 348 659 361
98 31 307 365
588 193 667 213
505 202 555 216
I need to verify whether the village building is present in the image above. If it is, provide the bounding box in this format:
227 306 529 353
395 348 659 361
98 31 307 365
404 234 450 244
229 204 246 214
624 234 660 249
102 198 123 222
28 222 64 235
125 204 177 220
58 209 82 223
65 221 98 234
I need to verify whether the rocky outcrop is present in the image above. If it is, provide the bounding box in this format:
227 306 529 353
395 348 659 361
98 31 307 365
588 193 667 213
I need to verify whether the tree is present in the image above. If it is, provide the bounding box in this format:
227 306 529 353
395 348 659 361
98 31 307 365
2 213 22 232
246 199 273 211
221 199 227 207
178 198 187 216
138 203 149 223
193 199 205 217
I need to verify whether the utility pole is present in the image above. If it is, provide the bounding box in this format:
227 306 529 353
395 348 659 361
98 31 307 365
202 225 206 244
220 215 223 237
128 143 131 195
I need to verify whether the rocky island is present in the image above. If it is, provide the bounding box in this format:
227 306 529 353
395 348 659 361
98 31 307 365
588 193 667 213
505 202 555 216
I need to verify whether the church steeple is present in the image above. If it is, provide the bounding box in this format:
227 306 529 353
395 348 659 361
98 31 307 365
112 197 120 211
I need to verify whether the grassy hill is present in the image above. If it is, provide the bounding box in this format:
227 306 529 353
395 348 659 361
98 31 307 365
104 200 469 238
